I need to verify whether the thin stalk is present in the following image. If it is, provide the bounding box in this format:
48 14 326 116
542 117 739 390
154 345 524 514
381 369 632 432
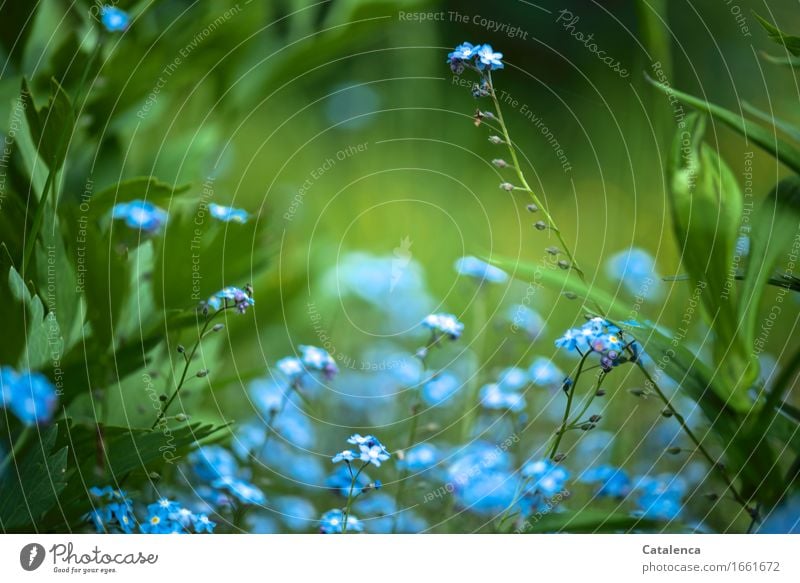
548 352 590 459
566 372 606 427
342 462 367 534
638 364 755 518
486 72 585 279
151 308 226 429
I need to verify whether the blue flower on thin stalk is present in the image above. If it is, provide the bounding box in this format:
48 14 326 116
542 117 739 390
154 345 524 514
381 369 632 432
331 434 391 533
476 44 504 70
555 317 641 372
206 286 254 314
422 312 464 341
580 465 632 498
85 487 135 534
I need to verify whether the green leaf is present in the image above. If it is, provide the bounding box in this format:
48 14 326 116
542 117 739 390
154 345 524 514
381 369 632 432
47 422 227 529
742 101 800 143
647 76 800 173
667 113 754 410
1 266 61 370
0 425 68 531
761 52 800 68
740 177 800 351
91 176 191 212
754 13 800 56
153 205 270 310
20 78 75 172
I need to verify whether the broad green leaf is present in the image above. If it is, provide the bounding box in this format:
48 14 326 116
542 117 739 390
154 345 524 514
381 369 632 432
667 113 754 410
754 13 800 56
91 176 191 212
47 422 227 529
20 78 75 172
647 76 800 173
0 425 68 531
740 177 800 352
4 266 61 370
153 205 270 310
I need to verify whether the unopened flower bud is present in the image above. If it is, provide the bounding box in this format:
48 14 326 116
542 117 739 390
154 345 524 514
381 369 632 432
212 324 225 332
557 260 569 270
175 413 188 422
545 246 559 255
667 447 682 455
661 408 673 418
196 369 209 378
500 182 515 191
488 135 504 144
526 204 539 213
534 221 547 231
595 389 606 397
492 159 509 168
177 345 185 354
553 453 566 462
589 414 602 423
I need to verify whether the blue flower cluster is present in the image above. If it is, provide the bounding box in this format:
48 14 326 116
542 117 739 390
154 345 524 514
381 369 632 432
276 344 338 385
422 312 464 341
140 498 216 534
111 200 168 233
85 487 136 534
205 285 255 314
447 42 504 73
188 445 266 508
0 367 58 425
580 465 632 498
518 459 570 515
333 434 391 468
85 487 215 534
555 317 641 372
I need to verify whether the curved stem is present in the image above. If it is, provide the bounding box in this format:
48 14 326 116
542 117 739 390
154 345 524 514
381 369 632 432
637 364 755 518
342 462 367 534
548 352 590 459
566 371 606 428
151 307 225 429
486 72 585 280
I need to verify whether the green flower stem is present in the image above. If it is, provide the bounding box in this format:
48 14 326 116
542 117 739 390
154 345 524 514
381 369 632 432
548 352 590 459
342 462 367 534
151 307 227 429
637 364 755 519
0 425 32 477
486 72 585 280
565 371 606 428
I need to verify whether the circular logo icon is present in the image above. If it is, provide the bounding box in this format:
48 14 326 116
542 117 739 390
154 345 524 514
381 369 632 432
19 543 46 571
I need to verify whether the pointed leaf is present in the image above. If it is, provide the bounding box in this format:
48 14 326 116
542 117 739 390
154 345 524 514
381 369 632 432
647 76 800 173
